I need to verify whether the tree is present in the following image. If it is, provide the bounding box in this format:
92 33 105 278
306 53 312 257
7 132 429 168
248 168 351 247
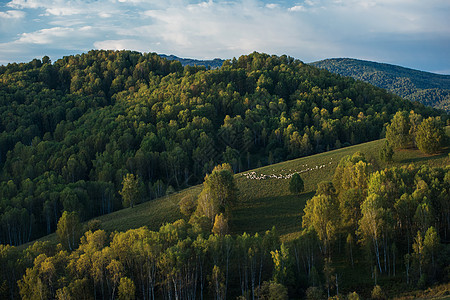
271 243 290 285
211 265 226 300
107 259 123 299
423 226 439 275
289 173 304 195
412 230 425 278
358 194 391 274
56 211 81 251
415 117 445 154
379 140 394 162
333 152 371 196
347 291 361 300
179 194 197 217
196 164 237 221
323 258 335 298
119 173 142 208
386 111 413 149
255 281 288 300
118 277 135 300
371 285 385 300
302 194 339 256
306 286 324 300
212 213 229 236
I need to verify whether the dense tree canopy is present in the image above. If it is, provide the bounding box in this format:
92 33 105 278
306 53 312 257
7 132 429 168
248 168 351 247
0 50 445 246
415 117 446 154
386 111 447 154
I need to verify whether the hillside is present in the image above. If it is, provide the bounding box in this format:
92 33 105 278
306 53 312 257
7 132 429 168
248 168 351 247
25 127 450 249
3 50 444 247
91 130 450 240
1 51 449 299
15 128 449 299
311 58 450 111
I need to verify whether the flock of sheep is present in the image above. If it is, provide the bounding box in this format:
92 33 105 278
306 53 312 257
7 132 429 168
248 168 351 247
242 159 333 180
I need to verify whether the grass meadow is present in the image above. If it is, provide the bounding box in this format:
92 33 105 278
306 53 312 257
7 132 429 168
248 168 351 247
25 127 450 248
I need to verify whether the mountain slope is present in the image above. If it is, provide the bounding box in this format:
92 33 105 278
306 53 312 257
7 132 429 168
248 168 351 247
16 129 450 299
311 58 450 110
24 127 450 249
4 50 443 246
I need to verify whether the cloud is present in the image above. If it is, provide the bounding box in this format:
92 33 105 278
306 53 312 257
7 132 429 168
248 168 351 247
265 3 278 9
16 26 96 47
0 10 25 19
6 0 43 9
0 0 449 73
288 5 306 12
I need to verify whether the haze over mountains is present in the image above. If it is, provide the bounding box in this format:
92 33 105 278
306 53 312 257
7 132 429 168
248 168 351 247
311 58 450 111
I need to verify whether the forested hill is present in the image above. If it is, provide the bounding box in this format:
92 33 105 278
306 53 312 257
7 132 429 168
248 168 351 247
311 58 450 111
0 50 444 246
159 54 224 68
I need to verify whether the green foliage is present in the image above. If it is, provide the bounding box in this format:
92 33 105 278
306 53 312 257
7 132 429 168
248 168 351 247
347 291 360 300
1 50 442 245
119 174 142 208
56 211 81 251
212 213 229 236
415 117 446 154
118 277 135 300
371 285 385 300
255 281 288 300
271 243 290 284
386 111 414 149
2 138 450 299
379 140 394 162
289 173 304 195
333 152 371 195
196 164 237 222
179 194 197 217
385 111 446 155
302 194 338 255
85 219 102 232
312 58 450 110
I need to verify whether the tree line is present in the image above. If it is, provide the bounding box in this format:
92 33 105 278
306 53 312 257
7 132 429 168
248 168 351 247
1 50 445 245
1 149 449 299
301 152 449 297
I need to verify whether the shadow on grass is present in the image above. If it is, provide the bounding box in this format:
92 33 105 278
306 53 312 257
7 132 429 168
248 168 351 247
231 191 314 237
399 150 449 165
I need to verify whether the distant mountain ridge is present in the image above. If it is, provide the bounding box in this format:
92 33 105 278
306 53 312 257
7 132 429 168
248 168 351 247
159 54 225 69
311 58 450 111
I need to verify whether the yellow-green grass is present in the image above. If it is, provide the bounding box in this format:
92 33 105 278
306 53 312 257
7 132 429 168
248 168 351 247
23 127 450 248
232 132 450 241
20 186 201 249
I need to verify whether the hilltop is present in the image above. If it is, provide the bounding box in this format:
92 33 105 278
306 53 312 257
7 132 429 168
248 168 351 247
311 58 450 111
2 50 443 246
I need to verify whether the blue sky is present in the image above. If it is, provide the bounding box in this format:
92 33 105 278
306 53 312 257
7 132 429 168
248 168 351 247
1 0 449 74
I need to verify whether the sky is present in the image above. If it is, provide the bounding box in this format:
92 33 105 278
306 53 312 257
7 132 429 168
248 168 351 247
0 0 449 74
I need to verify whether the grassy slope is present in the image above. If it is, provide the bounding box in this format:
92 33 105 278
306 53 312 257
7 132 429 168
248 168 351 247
26 128 450 248
233 127 450 239
19 130 450 298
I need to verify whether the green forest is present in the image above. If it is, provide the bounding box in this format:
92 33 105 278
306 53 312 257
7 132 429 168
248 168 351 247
311 58 450 111
0 51 449 299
